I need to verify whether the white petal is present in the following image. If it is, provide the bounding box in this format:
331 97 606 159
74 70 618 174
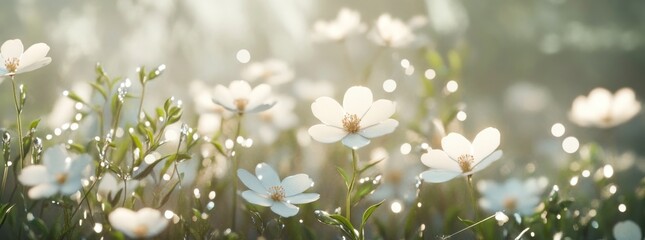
246 83 272 111
471 128 500 163
16 57 51 74
19 43 49 67
342 86 373 116
359 119 398 138
229 80 252 99
281 174 313 196
241 190 272 207
359 99 395 127
285 193 320 204
420 169 461 183
43 145 68 174
341 134 370 149
137 208 169 237
1 39 23 59
60 179 82 195
237 169 268 194
471 150 503 173
311 97 344 128
420 149 461 172
212 85 236 111
308 124 347 143
98 172 119 196
270 201 299 217
611 88 640 124
18 165 49 186
109 208 137 237
28 183 59 199
246 101 276 114
70 154 91 176
441 132 472 160
255 163 281 189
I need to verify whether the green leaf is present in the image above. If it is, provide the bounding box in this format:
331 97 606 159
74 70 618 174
89 82 108 99
352 175 382 205
211 141 226 156
132 155 170 180
336 166 350 188
360 200 384 233
0 203 15 226
65 91 87 105
29 119 41 131
457 216 475 226
314 210 358 240
359 158 383 174
157 180 179 208
138 66 147 84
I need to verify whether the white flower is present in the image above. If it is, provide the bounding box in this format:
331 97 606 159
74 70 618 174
312 8 366 42
241 59 294 85
613 220 642 240
238 163 319 217
308 86 398 149
569 87 641 128
477 177 548 216
247 95 298 144
212 80 276 114
18 145 91 199
0 39 52 76
97 172 139 202
369 14 415 48
109 208 169 238
494 212 509 226
420 127 502 183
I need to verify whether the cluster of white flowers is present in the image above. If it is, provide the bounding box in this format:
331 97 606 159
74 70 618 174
312 9 417 48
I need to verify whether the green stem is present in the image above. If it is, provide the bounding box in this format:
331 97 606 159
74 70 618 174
346 149 359 221
137 83 146 120
231 113 243 231
466 175 478 219
10 77 24 171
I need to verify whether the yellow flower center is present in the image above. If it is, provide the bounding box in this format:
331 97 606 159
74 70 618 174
259 112 273 122
342 114 361 133
133 224 148 237
503 197 517 212
56 173 68 184
234 99 248 112
268 186 286 202
5 57 19 73
457 154 475 173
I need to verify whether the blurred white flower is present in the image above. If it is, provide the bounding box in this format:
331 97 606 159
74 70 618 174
97 172 139 202
212 80 276 114
613 220 642 240
0 39 52 76
420 127 502 183
241 59 294 85
308 86 398 149
238 163 319 217
190 80 230 136
425 0 469 35
312 8 366 42
477 177 548 215
248 95 298 144
109 208 168 238
494 211 509 226
369 14 415 48
18 145 91 199
570 88 641 128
